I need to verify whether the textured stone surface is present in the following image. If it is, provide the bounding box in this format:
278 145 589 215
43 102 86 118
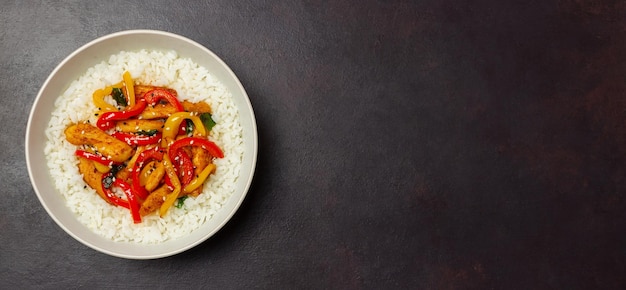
2 0 626 288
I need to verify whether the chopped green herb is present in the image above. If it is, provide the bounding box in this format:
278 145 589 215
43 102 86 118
136 129 159 136
111 88 127 106
185 120 194 135
175 196 189 209
200 113 216 131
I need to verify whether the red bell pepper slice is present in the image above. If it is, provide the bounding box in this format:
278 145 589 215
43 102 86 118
174 149 194 187
114 177 142 223
143 89 184 111
96 99 148 130
164 174 174 190
143 89 189 135
75 150 117 167
112 131 162 146
131 146 164 199
101 172 130 209
168 137 224 160
163 150 193 189
177 120 191 136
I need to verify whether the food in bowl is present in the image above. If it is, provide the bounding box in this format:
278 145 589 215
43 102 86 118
45 49 244 244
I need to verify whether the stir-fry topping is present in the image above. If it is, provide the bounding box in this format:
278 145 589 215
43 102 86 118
64 71 222 223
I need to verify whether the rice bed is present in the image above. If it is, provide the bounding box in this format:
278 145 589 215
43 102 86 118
45 50 243 244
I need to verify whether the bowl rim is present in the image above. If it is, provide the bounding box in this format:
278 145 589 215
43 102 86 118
25 29 258 259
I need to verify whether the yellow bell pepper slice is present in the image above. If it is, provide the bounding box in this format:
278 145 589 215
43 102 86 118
92 80 126 111
161 112 207 147
92 87 118 112
123 71 135 106
159 153 181 217
94 161 111 173
183 163 216 193
126 146 146 170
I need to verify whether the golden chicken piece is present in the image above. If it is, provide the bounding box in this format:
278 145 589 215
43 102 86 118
139 184 171 216
115 119 165 133
64 123 133 163
144 161 165 192
182 100 212 114
115 164 132 184
77 157 108 203
185 146 213 197
138 103 178 119
191 146 211 170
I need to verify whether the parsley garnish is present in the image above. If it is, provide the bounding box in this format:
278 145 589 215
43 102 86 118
136 129 159 136
111 88 127 106
200 113 216 131
175 196 189 209
185 121 194 135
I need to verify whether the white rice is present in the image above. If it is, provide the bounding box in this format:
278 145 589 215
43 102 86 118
44 50 244 244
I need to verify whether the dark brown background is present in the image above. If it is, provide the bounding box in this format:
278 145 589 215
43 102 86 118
2 0 625 288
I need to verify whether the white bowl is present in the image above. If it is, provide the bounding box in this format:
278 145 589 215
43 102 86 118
25 30 258 259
